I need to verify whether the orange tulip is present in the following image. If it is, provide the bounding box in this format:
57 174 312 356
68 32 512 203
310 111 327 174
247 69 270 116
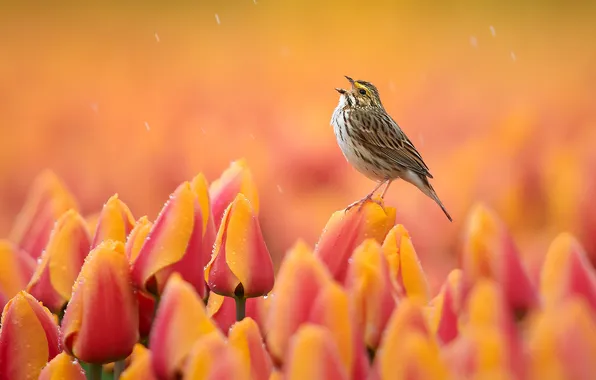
38 353 86 380
209 158 259 228
376 299 448 380
206 293 269 335
26 209 91 313
61 240 139 364
284 325 349 380
266 241 332 364
9 170 77 259
228 317 272 380
314 199 395 283
132 177 215 298
206 193 274 298
541 232 596 310
0 291 61 380
346 239 397 350
0 240 35 309
120 344 158 380
91 194 135 248
150 273 220 379
382 224 430 302
461 204 538 314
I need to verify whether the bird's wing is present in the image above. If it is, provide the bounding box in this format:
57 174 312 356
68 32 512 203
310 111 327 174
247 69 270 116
351 108 433 178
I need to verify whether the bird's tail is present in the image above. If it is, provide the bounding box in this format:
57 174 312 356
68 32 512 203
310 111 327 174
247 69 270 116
421 177 453 222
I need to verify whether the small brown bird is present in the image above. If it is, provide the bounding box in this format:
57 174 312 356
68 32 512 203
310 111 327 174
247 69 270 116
331 76 452 222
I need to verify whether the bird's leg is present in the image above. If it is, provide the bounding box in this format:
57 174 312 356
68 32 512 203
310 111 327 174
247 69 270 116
345 180 387 212
380 180 393 199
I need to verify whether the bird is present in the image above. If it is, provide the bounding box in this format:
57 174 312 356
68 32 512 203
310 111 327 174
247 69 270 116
330 76 452 222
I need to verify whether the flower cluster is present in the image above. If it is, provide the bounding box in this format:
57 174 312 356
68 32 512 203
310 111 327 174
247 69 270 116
1 160 596 380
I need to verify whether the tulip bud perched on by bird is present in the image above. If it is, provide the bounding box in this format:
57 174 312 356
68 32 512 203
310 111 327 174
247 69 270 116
331 76 452 221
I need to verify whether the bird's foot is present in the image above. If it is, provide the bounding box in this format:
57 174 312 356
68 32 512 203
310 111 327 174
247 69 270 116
344 194 383 213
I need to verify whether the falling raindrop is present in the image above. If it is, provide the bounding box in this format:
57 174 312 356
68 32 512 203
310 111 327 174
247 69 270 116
144 121 151 131
249 133 255 140
510 51 517 61
469 35 478 48
215 14 221 25
277 184 284 194
489 25 496 37
155 32 160 42
90 103 99 113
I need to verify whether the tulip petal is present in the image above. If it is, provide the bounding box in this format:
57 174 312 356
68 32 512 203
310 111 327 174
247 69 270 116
429 269 462 344
39 353 86 380
229 317 272 380
132 181 210 297
207 293 268 335
315 200 396 283
120 344 158 380
206 193 274 298
0 240 33 309
62 240 139 364
346 239 397 350
183 333 250 380
27 209 91 312
284 325 349 380
210 158 259 228
541 232 596 310
125 216 153 263
150 273 220 379
91 194 135 248
0 291 61 380
266 241 332 364
9 170 77 259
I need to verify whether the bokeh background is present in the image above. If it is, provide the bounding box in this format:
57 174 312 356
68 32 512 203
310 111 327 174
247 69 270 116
1 0 595 293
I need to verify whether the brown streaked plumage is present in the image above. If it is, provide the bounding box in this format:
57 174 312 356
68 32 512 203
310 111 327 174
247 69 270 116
331 76 452 222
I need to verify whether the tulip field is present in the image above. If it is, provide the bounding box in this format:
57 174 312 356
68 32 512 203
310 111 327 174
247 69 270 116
1 160 596 380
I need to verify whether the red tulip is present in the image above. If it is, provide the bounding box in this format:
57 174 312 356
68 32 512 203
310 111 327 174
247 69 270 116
61 240 139 364
0 291 61 380
205 193 274 298
27 209 91 313
0 240 35 309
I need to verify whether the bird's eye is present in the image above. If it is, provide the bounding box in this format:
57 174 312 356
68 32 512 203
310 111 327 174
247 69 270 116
359 89 366 95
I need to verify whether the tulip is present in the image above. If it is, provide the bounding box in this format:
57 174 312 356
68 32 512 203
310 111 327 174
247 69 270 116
375 299 448 380
91 194 135 248
205 193 274 306
0 291 61 380
9 170 77 259
461 203 537 315
39 353 86 380
314 199 395 283
183 332 249 380
125 216 155 337
209 158 259 228
426 269 462 344
346 239 397 350
382 224 430 303
206 293 269 335
26 209 91 313
527 298 596 380
150 273 221 379
266 241 332 364
309 281 369 379
120 344 157 380
0 240 35 309
284 325 349 380
541 232 596 310
61 240 139 364
228 317 272 380
132 179 214 298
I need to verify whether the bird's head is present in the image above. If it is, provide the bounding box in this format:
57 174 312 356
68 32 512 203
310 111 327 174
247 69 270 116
335 76 383 109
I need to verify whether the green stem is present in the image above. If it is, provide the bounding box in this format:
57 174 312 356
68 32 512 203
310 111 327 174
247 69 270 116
235 296 246 321
86 363 103 380
113 360 126 380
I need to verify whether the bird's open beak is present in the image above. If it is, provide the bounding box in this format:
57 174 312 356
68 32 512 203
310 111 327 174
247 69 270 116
335 88 346 94
345 76 355 87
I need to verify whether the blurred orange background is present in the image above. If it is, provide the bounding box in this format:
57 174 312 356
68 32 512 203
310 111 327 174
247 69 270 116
1 1 595 292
